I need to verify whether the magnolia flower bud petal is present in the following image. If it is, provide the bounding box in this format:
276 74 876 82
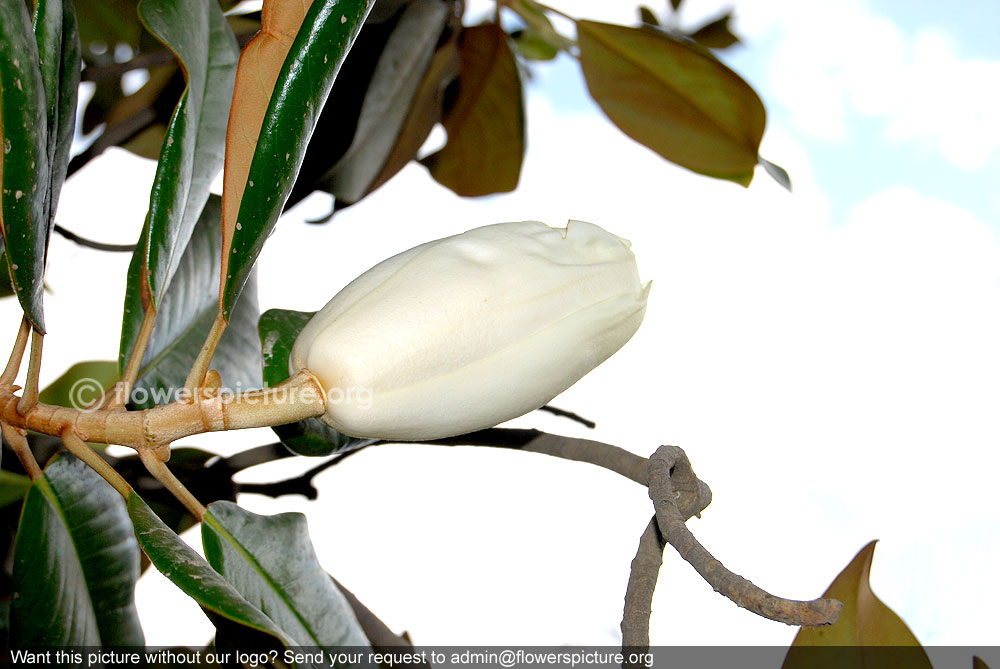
291 220 649 440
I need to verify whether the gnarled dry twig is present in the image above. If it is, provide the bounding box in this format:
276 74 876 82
647 445 842 627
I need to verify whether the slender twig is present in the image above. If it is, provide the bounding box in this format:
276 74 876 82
53 223 136 252
184 312 227 393
621 516 664 654
2 422 42 479
138 447 206 520
1 316 32 385
218 442 295 473
647 445 841 627
80 32 257 82
16 329 44 415
235 447 372 499
61 429 133 499
537 404 596 428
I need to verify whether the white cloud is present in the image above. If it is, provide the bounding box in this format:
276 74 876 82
737 0 1000 169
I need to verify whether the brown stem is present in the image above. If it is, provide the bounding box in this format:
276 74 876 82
106 305 158 409
621 516 664 653
0 370 326 451
184 312 227 393
16 329 44 415
647 445 841 627
1 316 31 384
2 422 42 479
139 447 205 520
61 429 133 499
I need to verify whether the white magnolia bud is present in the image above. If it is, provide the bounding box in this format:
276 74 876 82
291 220 650 440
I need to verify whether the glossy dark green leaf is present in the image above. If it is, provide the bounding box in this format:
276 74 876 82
421 23 525 197
321 0 449 204
687 12 740 50
0 0 50 331
127 196 262 409
120 0 238 366
220 0 374 320
38 360 118 409
0 243 15 297
128 492 295 649
33 0 81 231
577 20 765 186
203 501 371 658
638 6 659 26
784 541 932 669
10 455 143 647
259 309 374 456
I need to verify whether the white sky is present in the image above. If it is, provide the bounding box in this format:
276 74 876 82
3 0 998 655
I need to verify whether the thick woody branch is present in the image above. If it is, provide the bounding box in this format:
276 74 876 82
0 371 326 452
621 516 664 654
647 445 841 627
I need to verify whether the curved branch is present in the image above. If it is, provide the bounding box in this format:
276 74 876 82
647 445 841 627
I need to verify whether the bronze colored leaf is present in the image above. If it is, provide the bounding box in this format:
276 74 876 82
638 6 659 27
784 541 932 669
687 12 740 50
577 20 764 186
422 23 524 197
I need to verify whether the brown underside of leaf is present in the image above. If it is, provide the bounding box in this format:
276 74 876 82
422 23 524 197
220 0 315 291
577 20 764 184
